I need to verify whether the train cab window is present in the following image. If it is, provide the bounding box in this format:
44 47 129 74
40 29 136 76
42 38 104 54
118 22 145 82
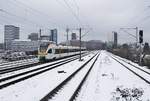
39 43 49 52
48 49 52 53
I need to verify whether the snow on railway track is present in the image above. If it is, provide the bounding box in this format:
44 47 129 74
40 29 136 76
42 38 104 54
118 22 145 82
0 51 150 101
0 53 90 89
76 51 150 101
0 58 37 66
0 53 88 75
111 53 150 74
0 58 38 69
41 52 100 101
0 52 89 78
0 51 97 101
109 52 150 84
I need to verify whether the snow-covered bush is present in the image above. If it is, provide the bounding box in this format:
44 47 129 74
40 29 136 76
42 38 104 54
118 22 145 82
111 86 145 101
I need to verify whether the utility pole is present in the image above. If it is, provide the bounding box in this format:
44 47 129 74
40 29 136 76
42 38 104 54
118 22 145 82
66 27 69 54
39 29 42 40
135 27 138 47
79 28 82 61
66 28 69 46
66 27 91 61
39 29 42 50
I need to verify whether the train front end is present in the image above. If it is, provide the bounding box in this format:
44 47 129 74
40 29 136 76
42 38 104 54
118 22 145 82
38 43 49 62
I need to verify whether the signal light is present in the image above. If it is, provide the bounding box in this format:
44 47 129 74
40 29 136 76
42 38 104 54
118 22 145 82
139 30 143 43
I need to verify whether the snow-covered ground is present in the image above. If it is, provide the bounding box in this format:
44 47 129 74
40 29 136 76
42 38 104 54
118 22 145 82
109 53 150 84
0 51 150 101
0 52 96 101
0 53 88 80
76 51 150 101
50 53 99 101
110 52 150 73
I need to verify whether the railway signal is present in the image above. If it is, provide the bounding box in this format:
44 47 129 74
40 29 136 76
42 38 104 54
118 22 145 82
139 30 143 43
139 30 143 65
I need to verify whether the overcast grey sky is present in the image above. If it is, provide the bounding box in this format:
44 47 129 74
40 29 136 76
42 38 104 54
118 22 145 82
0 0 150 44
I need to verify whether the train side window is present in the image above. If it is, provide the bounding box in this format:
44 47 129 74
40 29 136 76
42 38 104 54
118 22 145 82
64 49 68 53
61 49 64 53
61 49 68 53
55 49 60 54
48 49 52 53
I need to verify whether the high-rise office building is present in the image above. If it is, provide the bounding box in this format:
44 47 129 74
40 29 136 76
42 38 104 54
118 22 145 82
50 29 57 44
4 25 20 50
28 33 39 41
114 32 118 48
40 35 50 41
71 33 77 40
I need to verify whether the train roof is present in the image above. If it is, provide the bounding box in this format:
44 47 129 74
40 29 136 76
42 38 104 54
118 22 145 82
47 44 86 49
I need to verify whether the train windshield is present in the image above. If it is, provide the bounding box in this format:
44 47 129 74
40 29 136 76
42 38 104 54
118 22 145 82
39 43 49 52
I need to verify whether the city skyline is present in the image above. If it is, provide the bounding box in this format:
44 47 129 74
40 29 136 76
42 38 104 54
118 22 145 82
0 0 150 44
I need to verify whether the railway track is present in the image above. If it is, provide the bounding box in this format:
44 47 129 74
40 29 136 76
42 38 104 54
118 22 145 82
0 60 40 75
0 58 39 74
0 53 87 75
0 58 38 67
112 54 150 75
109 53 150 84
40 52 100 101
0 52 90 89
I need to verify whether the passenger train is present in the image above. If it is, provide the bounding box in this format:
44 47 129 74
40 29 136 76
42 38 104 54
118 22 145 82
38 42 86 62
